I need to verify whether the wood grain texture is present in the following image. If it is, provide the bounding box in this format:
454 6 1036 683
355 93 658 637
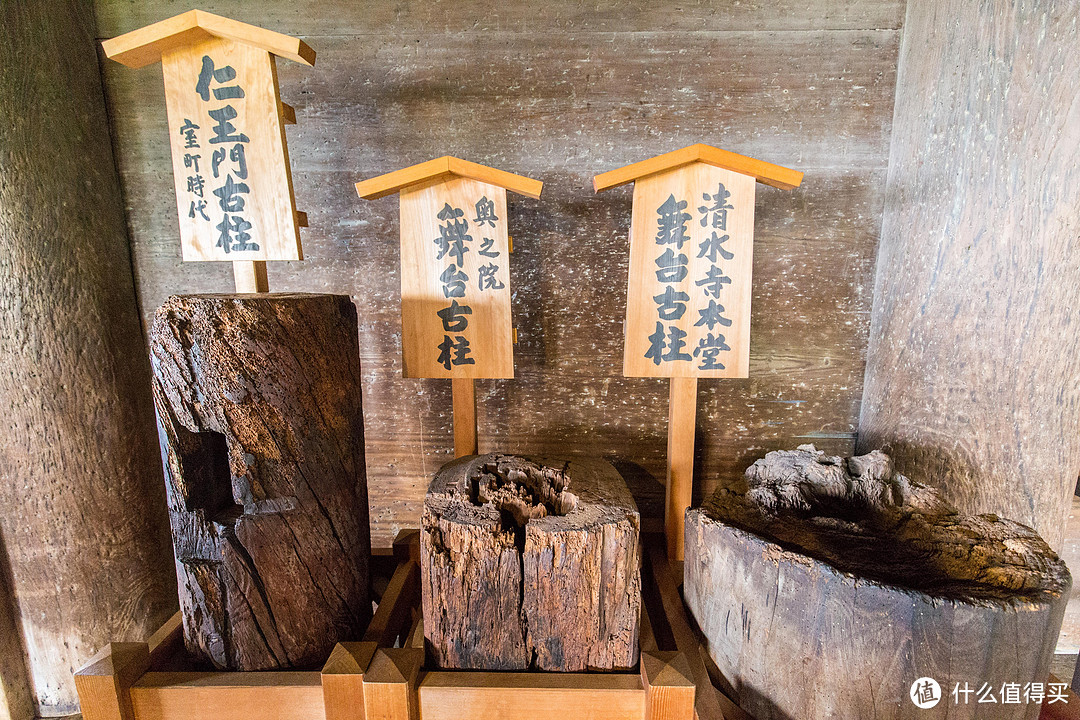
0 546 31 720
665 377 697 561
97 1 902 546
150 294 371 670
640 651 695 720
421 454 640 671
321 641 377 720
623 165 756 379
398 179 513 379
129 671 325 720
159 37 303 262
685 446 1071 720
594 143 802 192
73 642 150 720
0 2 178 715
363 648 422 720
452 378 479 457
857 0 1080 551
418 671 646 720
356 156 542 201
101 9 316 69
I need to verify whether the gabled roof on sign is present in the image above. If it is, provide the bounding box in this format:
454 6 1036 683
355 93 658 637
102 10 316 69
355 157 544 200
593 143 803 192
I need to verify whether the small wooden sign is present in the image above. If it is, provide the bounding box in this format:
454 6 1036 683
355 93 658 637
595 145 802 379
595 144 803 561
103 10 313 263
356 157 542 380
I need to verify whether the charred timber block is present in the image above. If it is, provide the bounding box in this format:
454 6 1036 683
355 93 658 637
150 294 372 671
685 445 1071 720
421 454 640 671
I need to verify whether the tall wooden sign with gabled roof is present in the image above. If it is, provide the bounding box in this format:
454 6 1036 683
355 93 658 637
595 144 802 559
356 157 542 456
103 10 313 291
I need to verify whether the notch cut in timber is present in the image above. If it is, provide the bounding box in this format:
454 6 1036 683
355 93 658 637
74 532 721 720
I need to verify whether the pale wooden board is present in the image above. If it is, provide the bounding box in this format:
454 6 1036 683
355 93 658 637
129 672 324 720
101 9 315 69
161 36 301 261
418 672 645 720
623 165 755 378
398 178 513 378
98 8 901 545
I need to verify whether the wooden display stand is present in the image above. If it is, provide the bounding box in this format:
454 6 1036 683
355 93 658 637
72 533 1078 720
73 531 746 720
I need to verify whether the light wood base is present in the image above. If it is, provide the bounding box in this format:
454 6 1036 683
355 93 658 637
74 532 703 720
72 529 1076 720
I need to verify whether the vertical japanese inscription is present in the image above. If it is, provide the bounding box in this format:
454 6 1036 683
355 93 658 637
399 178 514 378
434 202 475 369
624 164 755 378
161 37 302 262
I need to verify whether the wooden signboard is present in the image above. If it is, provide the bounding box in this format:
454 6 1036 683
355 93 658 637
595 144 802 560
103 10 313 288
356 157 542 455
622 163 756 379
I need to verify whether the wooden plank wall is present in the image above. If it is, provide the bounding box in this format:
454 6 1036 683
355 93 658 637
858 0 1080 551
96 0 904 546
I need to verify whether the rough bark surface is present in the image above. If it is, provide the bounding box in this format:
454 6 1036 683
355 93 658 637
685 445 1070 720
421 454 640 671
150 293 371 671
0 1 177 714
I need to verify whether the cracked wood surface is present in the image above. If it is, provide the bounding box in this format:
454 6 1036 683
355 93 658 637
150 293 372 671
685 446 1071 720
421 454 640 671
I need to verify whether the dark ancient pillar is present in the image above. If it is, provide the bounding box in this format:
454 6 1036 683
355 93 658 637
685 446 1069 720
151 294 372 670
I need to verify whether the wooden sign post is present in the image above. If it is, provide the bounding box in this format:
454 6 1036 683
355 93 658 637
102 10 314 292
594 144 802 560
356 157 542 457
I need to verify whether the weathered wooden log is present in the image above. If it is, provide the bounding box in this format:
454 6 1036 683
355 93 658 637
421 454 640 671
150 293 372 671
685 445 1070 720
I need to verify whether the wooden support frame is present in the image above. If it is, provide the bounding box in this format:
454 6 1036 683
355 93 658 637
74 532 702 720
74 530 1075 720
